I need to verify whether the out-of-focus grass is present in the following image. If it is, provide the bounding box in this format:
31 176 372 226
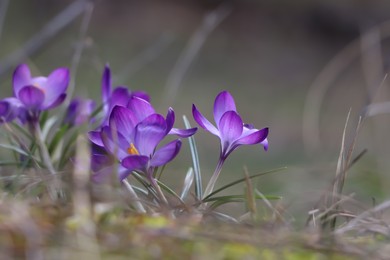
0 197 384 259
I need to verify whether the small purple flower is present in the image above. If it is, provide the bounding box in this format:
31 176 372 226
90 105 188 181
13 64 69 116
100 65 150 126
64 98 96 126
192 90 269 197
0 97 26 123
193 91 268 160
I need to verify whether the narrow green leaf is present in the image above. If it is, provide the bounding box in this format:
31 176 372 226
48 124 70 154
156 179 185 205
203 167 287 201
59 129 79 168
208 194 281 210
0 143 31 157
183 115 202 199
41 116 59 140
180 167 194 200
10 122 33 141
204 194 281 203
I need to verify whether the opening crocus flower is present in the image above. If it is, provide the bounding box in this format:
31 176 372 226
193 90 268 159
100 65 150 126
12 64 69 122
192 90 269 198
64 98 96 126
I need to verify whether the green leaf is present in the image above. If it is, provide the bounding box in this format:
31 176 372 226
58 129 79 168
180 167 194 200
41 116 59 140
183 115 202 200
207 194 281 210
10 122 33 141
0 143 32 157
48 124 70 155
203 167 287 201
156 179 185 205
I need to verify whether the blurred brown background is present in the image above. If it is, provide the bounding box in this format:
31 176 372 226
2 0 390 221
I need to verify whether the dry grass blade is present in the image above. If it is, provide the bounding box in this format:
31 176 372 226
311 110 364 231
243 166 256 219
336 199 390 235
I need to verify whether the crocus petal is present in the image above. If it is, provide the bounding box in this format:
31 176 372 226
213 91 237 124
101 64 111 105
100 126 129 159
0 97 25 123
91 153 113 172
134 114 167 156
43 68 69 106
88 130 104 147
261 138 269 151
109 105 138 138
127 96 155 122
18 86 45 110
150 139 182 167
192 104 219 136
169 127 197 137
121 155 149 178
13 64 31 96
100 87 130 126
234 127 268 146
218 111 243 144
132 90 150 102
65 98 95 126
165 108 175 134
44 93 66 110
110 87 131 108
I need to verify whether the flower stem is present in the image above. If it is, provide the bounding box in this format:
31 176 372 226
148 173 169 206
32 121 63 200
203 156 225 199
122 179 146 213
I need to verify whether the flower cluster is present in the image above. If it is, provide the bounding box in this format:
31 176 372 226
0 63 269 206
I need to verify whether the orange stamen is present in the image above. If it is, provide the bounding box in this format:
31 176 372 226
127 143 139 155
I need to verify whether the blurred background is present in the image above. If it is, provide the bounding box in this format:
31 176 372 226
2 0 390 222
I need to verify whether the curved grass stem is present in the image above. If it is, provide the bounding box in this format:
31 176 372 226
32 121 63 200
122 179 146 213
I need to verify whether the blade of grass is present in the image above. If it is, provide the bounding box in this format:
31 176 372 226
48 124 70 155
203 167 286 201
207 194 281 210
156 179 186 206
180 167 194 200
183 115 202 199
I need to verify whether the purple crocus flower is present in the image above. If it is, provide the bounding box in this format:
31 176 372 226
64 98 96 126
100 65 150 126
192 90 269 197
193 91 268 159
12 64 69 122
0 97 26 124
89 102 197 182
89 96 197 152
